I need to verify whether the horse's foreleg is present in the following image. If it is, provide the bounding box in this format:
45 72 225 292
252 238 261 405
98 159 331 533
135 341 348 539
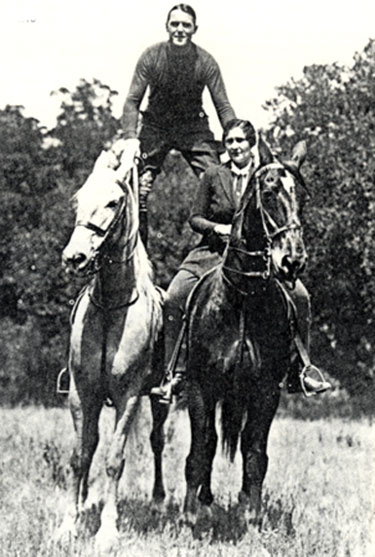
240 387 280 523
58 377 102 541
71 383 102 508
79 399 102 508
183 380 209 523
198 403 217 507
96 394 140 549
149 396 169 503
68 383 84 519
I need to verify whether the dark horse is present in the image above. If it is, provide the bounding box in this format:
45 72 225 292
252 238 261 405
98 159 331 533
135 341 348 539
183 138 308 524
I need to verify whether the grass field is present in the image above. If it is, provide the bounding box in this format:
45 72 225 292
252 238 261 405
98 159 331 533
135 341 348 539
0 402 373 556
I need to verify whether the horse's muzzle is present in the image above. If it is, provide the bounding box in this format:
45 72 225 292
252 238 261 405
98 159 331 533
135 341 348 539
62 251 86 272
280 254 306 282
62 246 97 276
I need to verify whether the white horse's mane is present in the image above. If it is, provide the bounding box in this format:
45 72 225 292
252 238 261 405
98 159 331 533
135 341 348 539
73 153 164 329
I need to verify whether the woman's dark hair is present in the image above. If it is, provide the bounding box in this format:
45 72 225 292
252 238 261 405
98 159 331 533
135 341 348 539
223 119 256 148
166 4 197 26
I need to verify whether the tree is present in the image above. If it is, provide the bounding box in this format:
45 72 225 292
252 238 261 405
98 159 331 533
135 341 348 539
263 39 375 401
49 78 120 178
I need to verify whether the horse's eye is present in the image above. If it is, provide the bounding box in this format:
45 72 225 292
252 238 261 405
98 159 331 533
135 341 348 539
107 200 118 209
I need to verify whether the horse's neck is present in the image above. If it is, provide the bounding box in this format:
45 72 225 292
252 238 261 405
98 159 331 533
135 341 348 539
225 201 268 273
220 194 271 300
94 255 137 308
93 214 139 308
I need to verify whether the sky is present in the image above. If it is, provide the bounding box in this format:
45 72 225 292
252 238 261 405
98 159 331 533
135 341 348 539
1 0 375 137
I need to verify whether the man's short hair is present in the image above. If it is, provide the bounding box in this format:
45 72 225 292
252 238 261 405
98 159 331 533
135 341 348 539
166 4 197 26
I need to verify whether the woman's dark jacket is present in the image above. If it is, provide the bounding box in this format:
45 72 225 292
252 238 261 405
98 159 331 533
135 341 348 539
179 161 244 277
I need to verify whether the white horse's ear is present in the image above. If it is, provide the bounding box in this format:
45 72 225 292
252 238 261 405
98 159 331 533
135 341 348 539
291 140 307 168
258 134 274 166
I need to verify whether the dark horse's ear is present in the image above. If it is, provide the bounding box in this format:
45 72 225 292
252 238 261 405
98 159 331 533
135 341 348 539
291 140 307 169
258 134 274 166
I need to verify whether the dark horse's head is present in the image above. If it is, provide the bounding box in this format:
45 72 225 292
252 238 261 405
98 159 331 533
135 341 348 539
225 136 307 290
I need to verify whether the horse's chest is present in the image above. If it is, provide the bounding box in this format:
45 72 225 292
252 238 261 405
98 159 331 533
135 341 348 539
72 294 155 375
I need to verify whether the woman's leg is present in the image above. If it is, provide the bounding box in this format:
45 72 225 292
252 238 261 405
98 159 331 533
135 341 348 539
286 280 331 394
151 270 199 399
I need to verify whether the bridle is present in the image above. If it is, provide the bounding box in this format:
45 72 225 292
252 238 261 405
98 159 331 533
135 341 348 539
222 162 303 288
75 180 138 275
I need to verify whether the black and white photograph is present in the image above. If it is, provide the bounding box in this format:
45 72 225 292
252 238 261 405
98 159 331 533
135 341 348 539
0 0 374 555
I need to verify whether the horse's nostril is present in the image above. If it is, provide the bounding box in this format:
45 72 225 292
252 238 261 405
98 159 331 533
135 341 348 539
62 252 87 271
296 244 306 258
72 253 87 269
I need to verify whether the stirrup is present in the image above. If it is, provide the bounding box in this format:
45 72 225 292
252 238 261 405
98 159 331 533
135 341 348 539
150 382 173 404
299 365 330 398
56 367 69 394
150 371 185 404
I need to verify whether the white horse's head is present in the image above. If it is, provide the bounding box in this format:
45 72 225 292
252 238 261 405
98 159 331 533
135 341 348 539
62 152 138 275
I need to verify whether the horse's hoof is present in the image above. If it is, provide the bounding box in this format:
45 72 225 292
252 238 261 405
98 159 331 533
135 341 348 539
95 524 119 554
238 491 262 528
194 504 213 538
241 506 262 529
197 504 213 523
152 487 166 505
183 510 197 528
54 515 79 546
151 497 165 514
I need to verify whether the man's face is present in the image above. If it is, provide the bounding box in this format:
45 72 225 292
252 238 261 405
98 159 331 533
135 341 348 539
166 9 197 47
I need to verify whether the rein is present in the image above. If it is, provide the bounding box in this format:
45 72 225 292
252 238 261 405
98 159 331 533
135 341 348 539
223 244 271 280
89 289 139 312
75 181 140 310
76 180 139 273
222 161 302 290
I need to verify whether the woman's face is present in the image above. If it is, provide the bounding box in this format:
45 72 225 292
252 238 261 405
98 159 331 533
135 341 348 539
224 127 253 169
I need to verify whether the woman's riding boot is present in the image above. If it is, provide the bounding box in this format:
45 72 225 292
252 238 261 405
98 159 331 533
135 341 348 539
150 299 186 401
286 280 331 395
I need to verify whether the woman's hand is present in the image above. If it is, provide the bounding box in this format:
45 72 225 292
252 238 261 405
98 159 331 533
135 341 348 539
214 224 232 237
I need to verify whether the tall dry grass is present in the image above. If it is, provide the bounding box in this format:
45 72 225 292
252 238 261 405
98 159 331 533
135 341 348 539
0 403 373 556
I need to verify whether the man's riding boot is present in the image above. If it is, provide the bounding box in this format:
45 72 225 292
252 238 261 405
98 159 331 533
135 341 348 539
138 169 155 248
139 209 148 247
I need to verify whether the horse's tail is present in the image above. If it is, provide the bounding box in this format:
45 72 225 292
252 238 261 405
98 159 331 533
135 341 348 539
221 336 259 462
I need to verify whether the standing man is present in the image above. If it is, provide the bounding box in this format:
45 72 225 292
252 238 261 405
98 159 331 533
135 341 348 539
118 4 237 243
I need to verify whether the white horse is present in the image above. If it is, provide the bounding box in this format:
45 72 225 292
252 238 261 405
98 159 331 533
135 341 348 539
61 150 168 548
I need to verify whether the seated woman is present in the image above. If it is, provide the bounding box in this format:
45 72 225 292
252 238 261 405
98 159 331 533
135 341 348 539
152 119 331 400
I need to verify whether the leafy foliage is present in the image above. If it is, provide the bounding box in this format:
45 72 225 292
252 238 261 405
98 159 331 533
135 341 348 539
148 151 201 288
0 80 121 405
263 39 375 399
49 78 119 177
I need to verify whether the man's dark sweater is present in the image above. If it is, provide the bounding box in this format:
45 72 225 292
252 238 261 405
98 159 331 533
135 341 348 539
122 41 235 138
